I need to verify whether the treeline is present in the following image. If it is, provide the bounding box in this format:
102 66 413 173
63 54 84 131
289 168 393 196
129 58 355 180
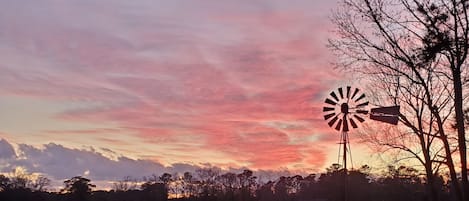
0 165 455 201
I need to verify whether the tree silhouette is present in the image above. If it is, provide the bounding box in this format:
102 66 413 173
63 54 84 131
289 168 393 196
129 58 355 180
329 1 469 200
112 176 138 192
141 181 168 201
0 175 10 191
217 172 237 201
256 181 275 201
31 176 51 192
62 176 96 201
0 166 455 201
273 176 290 201
159 173 172 185
182 172 196 198
196 167 220 198
236 170 257 201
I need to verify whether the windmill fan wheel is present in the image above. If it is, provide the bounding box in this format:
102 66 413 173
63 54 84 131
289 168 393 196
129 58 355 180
323 86 369 132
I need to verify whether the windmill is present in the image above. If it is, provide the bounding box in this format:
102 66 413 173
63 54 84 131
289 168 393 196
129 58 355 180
322 86 399 201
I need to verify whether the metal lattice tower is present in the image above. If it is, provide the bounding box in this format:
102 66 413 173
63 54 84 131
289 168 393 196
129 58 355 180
322 86 400 201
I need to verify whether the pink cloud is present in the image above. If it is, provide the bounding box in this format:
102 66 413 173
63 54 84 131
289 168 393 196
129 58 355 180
0 0 345 171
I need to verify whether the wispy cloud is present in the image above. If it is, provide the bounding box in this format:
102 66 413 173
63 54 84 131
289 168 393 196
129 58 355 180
0 0 345 173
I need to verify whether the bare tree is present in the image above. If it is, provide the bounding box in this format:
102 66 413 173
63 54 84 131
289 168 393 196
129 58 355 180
217 172 237 200
112 176 138 191
182 172 196 198
237 170 257 201
196 167 220 197
358 65 453 201
170 174 184 199
329 0 469 200
30 175 51 192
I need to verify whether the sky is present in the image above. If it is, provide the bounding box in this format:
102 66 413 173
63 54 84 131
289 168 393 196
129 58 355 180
0 0 379 188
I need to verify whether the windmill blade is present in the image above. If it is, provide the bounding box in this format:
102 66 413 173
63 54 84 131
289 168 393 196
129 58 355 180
356 101 369 108
349 118 358 128
353 114 365 123
355 94 366 102
325 98 337 106
342 117 349 132
338 87 344 99
330 91 339 102
323 107 335 112
356 110 369 114
335 119 343 131
346 86 351 98
324 113 336 120
328 116 339 127
351 88 359 99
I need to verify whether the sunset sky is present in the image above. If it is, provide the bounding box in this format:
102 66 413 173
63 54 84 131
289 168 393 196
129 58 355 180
0 0 380 188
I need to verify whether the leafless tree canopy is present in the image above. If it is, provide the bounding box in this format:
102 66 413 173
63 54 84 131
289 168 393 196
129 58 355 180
330 1 469 201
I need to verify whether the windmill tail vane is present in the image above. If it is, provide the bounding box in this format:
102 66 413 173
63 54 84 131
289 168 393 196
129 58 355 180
369 105 400 125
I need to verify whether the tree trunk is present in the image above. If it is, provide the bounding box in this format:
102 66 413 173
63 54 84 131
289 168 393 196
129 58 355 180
425 164 438 201
435 111 463 201
423 144 438 201
453 67 468 201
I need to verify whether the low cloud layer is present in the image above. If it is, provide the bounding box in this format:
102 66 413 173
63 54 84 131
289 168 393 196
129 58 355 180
0 139 168 181
0 139 312 189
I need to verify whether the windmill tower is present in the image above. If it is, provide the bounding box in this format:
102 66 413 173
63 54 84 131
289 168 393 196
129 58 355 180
323 86 399 201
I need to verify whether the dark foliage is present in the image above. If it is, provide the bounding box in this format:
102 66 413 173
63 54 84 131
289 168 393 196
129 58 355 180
62 176 96 201
0 166 453 201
